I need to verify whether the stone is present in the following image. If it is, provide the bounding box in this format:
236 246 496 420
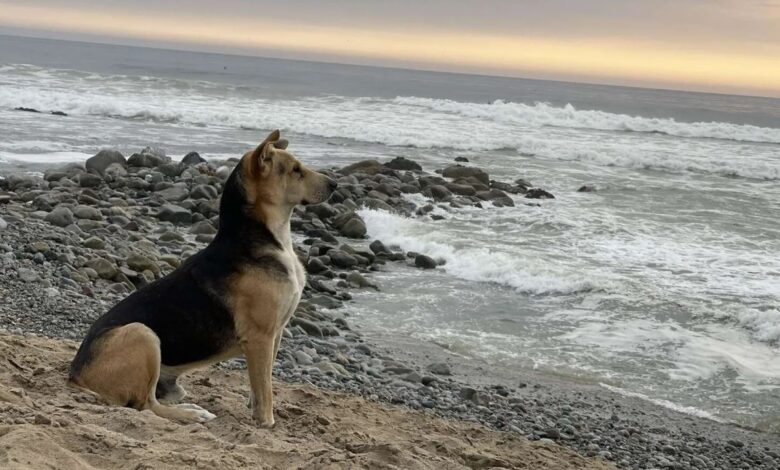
442 165 489 185
427 362 451 375
189 221 217 235
346 271 375 289
454 156 469 162
44 207 74 227
294 350 314 365
369 240 389 255
85 258 117 280
306 203 338 220
18 269 38 282
577 185 596 192
78 173 102 188
422 185 452 201
339 160 383 176
446 183 477 196
328 250 358 269
73 205 102 220
86 149 126 176
384 156 422 171
158 163 185 178
128 147 169 167
0 217 6 231
415 254 437 269
157 204 192 224
159 231 185 242
181 151 207 165
126 253 160 276
190 184 218 200
525 188 555 199
103 162 128 182
340 216 367 239
309 295 342 309
306 257 329 274
157 183 190 201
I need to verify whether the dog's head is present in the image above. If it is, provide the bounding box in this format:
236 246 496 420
240 130 336 212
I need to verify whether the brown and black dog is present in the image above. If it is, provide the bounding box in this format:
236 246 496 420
68 130 336 426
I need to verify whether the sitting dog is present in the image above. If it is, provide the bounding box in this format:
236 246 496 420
68 130 336 426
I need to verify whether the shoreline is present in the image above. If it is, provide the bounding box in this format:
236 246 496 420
1 148 778 469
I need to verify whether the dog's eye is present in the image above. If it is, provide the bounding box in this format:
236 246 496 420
293 165 302 175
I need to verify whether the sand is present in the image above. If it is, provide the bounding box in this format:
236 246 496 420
0 332 613 469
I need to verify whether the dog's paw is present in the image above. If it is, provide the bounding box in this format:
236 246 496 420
254 415 275 429
194 409 217 423
177 403 216 422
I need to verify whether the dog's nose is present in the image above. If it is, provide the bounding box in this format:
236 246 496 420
327 178 338 190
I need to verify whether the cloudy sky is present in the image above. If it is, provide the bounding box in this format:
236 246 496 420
1 0 779 96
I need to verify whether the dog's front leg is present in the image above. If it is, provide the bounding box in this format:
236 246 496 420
241 332 276 427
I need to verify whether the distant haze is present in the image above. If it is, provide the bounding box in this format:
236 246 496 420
1 0 779 97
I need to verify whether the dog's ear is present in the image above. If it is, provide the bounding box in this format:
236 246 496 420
275 139 289 150
249 130 281 178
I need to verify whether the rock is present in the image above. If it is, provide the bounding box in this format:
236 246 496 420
422 185 452 201
339 160 383 176
86 149 126 176
427 362 451 376
83 237 106 249
315 361 348 376
309 295 342 309
157 183 189 202
157 204 192 224
128 147 168 167
85 258 117 280
78 173 102 188
328 250 358 269
306 203 338 220
126 254 160 276
346 271 375 289
384 157 422 171
181 151 207 165
18 269 38 282
415 255 437 269
0 217 6 231
72 205 102 220
369 240 389 255
401 371 423 383
525 188 555 199
442 165 489 185
189 221 217 235
44 207 74 227
158 163 185 178
159 231 185 242
103 162 129 182
306 257 329 274
577 185 596 192
454 156 469 162
14 107 40 113
190 184 218 200
290 317 323 337
340 216 367 239
294 350 314 365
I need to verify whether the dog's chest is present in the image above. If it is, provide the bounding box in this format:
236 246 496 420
276 246 305 323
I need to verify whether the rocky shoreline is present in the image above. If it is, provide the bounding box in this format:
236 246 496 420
1 147 778 469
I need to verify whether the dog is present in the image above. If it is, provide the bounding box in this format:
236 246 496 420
68 130 336 426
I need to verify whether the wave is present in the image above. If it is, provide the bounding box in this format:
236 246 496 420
395 97 780 144
357 208 599 295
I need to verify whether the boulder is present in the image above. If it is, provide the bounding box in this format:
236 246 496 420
126 253 160 276
73 205 102 220
103 162 128 182
426 362 451 376
415 254 437 269
340 216 367 239
157 183 190 201
181 151 207 165
339 160 383 176
422 185 452 201
454 156 469 162
85 258 117 280
157 204 192 224
86 149 126 176
44 206 74 227
128 147 169 168
442 165 489 185
190 184 218 200
369 240 389 255
577 185 596 192
525 188 555 199
0 217 6 231
327 250 358 269
384 157 422 171
78 173 102 188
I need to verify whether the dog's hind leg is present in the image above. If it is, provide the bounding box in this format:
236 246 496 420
73 323 215 422
156 368 187 404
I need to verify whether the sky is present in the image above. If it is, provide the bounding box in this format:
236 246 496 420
1 0 779 97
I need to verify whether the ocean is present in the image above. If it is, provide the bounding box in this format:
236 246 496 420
2 34 780 429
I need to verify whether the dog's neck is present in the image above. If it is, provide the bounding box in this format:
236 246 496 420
257 203 294 251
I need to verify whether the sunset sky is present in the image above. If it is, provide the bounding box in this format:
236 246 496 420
1 0 779 97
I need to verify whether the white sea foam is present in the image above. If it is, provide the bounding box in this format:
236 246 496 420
0 151 92 164
599 383 725 422
358 208 598 295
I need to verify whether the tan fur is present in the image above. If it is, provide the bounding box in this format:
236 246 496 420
73 130 330 426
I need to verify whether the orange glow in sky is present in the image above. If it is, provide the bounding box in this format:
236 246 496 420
1 2 779 97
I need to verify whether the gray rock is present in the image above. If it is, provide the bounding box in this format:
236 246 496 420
294 350 314 365
346 271 375 289
340 216 367 239
83 237 106 249
442 165 489 184
85 258 117 280
158 163 185 178
103 162 128 182
339 159 383 176
190 184 218 200
189 221 217 235
18 268 39 282
415 254 437 269
309 295 342 309
78 173 102 188
126 253 160 276
44 207 74 227
328 250 358 269
73 205 102 221
306 257 329 274
181 151 207 165
384 156 422 171
157 204 192 224
427 362 451 375
86 149 126 176
0 217 6 231
577 185 596 192
128 147 169 167
369 240 389 255
454 156 469 162
157 183 189 201
525 188 555 199
422 185 452 201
